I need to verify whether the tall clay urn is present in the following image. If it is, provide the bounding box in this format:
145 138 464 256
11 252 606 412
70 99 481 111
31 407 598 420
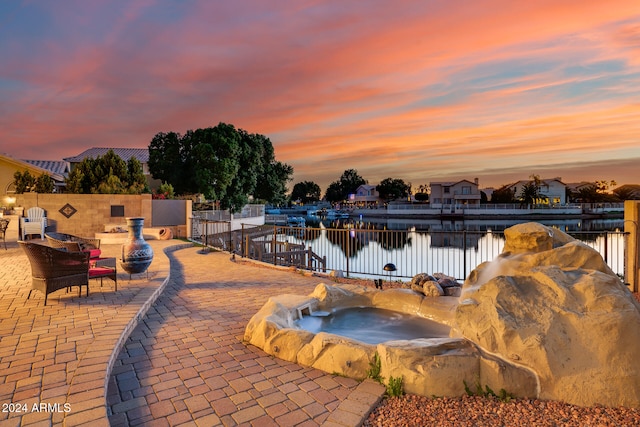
121 217 154 274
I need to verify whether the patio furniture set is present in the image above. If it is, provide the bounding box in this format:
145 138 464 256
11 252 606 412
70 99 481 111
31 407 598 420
15 207 119 305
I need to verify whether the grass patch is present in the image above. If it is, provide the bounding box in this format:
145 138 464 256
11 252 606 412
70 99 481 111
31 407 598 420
367 352 384 384
464 378 514 402
386 375 404 397
367 352 404 397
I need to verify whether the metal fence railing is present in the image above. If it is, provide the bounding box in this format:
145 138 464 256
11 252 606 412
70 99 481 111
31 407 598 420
191 222 628 283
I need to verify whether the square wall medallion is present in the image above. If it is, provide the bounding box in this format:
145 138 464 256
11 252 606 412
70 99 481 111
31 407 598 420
59 203 78 219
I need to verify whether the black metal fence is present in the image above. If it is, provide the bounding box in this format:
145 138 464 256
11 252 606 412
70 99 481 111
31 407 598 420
192 220 628 282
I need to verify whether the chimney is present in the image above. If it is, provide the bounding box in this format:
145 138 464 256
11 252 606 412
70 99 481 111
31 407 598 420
474 177 479 186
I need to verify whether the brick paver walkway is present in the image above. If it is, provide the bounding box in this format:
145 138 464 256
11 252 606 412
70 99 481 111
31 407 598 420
0 236 383 427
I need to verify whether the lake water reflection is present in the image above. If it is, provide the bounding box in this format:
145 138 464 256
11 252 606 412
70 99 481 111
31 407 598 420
286 217 626 281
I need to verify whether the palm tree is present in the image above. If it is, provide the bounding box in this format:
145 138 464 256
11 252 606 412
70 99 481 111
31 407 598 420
518 175 547 207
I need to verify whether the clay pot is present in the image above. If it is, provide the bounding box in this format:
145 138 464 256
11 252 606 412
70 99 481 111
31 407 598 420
158 227 173 240
121 217 154 274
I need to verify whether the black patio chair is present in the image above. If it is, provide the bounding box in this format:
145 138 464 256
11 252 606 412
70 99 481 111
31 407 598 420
0 218 8 250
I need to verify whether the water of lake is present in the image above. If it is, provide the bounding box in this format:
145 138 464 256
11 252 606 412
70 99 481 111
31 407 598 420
284 216 627 281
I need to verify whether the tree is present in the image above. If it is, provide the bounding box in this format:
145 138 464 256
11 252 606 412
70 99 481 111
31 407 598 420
226 130 292 210
573 185 598 203
148 122 293 212
291 181 321 204
13 170 55 194
518 175 547 206
254 160 293 207
153 182 175 200
376 178 411 202
13 170 36 193
35 174 55 193
148 131 190 194
127 157 147 194
613 186 640 201
595 180 617 193
224 129 264 210
65 150 148 194
414 184 429 202
414 192 429 202
188 125 241 202
324 169 367 203
490 185 516 203
324 182 344 204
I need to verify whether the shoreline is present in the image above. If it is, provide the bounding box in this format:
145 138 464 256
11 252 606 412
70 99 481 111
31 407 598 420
353 212 624 220
272 207 625 222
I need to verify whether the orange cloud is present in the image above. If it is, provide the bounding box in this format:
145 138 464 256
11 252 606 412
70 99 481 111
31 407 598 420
1 1 639 192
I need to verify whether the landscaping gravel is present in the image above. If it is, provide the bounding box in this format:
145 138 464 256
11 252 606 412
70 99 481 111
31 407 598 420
364 394 640 427
364 291 640 427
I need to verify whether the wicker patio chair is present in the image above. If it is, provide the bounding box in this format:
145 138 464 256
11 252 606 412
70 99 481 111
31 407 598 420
46 232 102 259
0 219 9 250
19 241 90 306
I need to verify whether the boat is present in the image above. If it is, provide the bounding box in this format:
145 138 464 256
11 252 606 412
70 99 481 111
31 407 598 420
313 208 350 219
287 216 306 226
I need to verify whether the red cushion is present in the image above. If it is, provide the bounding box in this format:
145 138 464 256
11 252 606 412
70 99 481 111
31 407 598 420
83 248 102 259
89 267 113 278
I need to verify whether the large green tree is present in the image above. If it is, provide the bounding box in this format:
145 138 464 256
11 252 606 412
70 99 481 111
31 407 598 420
291 181 321 204
254 160 293 207
65 150 148 194
376 177 411 202
324 169 367 203
148 132 189 193
148 122 292 212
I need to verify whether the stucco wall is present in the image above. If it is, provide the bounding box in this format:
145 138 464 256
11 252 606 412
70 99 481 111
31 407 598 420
14 193 152 238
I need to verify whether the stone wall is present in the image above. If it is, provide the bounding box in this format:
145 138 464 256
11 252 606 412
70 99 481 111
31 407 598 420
15 193 152 238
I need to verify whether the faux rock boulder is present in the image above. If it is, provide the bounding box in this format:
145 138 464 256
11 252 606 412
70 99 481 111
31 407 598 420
407 272 461 297
456 222 640 408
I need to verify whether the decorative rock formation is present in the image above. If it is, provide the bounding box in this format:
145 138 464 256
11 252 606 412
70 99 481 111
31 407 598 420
456 222 640 408
244 222 640 408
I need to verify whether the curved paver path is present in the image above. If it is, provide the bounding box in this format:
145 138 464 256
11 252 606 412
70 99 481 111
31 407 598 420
107 247 384 426
0 237 383 427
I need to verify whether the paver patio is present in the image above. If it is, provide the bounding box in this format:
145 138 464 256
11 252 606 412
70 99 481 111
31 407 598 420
0 236 384 426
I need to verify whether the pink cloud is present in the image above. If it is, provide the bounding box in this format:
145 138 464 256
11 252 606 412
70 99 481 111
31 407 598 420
1 0 639 191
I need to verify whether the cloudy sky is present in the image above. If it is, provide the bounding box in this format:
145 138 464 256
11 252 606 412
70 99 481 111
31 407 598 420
1 0 639 191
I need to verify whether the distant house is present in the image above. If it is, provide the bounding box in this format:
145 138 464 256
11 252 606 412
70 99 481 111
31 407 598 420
508 178 567 205
351 184 383 207
64 147 160 190
429 179 481 207
0 153 66 199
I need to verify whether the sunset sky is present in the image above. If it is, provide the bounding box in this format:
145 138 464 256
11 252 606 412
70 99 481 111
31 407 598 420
1 1 639 191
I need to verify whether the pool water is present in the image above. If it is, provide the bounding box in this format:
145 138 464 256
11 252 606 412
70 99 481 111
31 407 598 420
295 306 451 345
